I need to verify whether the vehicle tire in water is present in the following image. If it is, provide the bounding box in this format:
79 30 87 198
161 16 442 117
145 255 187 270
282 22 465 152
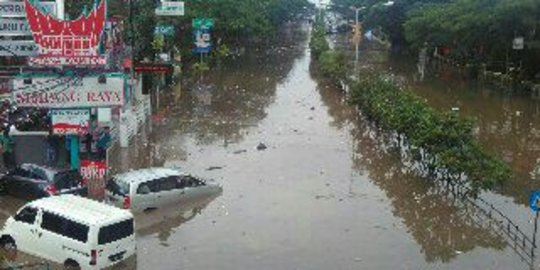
64 259 81 270
0 236 17 262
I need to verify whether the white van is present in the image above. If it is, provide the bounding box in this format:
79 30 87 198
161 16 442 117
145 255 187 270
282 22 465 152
0 195 136 270
104 168 222 212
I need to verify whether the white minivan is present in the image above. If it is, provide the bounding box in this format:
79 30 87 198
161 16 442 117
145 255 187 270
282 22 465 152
0 195 136 270
105 168 222 212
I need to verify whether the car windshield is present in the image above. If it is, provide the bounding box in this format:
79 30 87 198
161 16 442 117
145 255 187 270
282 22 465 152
106 178 130 196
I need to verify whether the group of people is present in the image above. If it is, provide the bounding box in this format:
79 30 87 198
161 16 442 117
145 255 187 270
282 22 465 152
46 123 112 167
84 125 111 160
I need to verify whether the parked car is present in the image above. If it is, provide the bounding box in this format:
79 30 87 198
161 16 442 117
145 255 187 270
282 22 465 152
104 168 222 212
0 194 136 270
0 164 87 199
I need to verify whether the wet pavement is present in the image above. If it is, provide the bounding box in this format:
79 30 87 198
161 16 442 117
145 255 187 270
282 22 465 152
1 22 539 269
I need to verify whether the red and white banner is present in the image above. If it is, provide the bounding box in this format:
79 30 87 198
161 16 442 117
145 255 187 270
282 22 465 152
13 75 125 108
23 0 107 66
80 159 107 182
51 109 90 135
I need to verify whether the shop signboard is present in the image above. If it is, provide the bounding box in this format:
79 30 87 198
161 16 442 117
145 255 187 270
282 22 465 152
155 1 184 16
0 1 56 17
12 76 125 108
80 159 107 182
51 109 90 135
0 18 31 35
0 40 38 56
24 0 107 66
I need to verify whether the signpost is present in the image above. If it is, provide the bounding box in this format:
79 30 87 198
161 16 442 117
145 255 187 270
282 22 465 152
0 40 39 56
51 109 90 135
192 18 214 54
155 1 184 16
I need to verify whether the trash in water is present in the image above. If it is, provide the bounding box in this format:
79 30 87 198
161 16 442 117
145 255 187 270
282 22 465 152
256 143 267 151
233 149 247 154
206 166 223 171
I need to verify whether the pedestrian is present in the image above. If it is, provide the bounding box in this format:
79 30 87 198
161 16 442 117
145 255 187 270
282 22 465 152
96 126 111 160
46 130 58 166
0 127 15 170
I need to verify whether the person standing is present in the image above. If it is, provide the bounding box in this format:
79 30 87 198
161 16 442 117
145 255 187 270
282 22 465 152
0 127 15 170
96 126 111 160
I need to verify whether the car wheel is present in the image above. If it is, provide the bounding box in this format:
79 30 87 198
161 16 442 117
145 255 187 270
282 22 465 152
0 182 5 195
64 259 81 270
0 236 17 261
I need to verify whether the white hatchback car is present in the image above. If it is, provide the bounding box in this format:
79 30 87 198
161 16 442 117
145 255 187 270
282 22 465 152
104 168 222 212
0 195 136 270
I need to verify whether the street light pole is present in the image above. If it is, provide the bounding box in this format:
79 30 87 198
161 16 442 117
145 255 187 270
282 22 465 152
355 8 359 66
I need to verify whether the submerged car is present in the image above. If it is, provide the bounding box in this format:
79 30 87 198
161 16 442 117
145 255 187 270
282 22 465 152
0 164 87 199
104 168 222 212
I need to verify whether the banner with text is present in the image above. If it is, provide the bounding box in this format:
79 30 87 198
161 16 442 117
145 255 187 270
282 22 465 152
0 40 38 56
51 109 90 135
13 76 125 108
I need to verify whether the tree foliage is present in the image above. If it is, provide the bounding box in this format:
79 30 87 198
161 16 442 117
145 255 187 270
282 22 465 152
66 0 312 61
404 0 540 78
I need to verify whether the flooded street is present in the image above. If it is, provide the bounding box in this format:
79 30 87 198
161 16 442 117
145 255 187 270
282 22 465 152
108 23 532 269
1 22 536 269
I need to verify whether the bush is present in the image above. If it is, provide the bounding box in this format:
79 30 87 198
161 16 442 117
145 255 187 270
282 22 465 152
318 51 348 83
350 74 511 193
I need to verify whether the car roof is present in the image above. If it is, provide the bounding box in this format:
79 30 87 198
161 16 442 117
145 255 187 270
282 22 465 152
28 195 133 226
20 163 76 178
113 167 186 184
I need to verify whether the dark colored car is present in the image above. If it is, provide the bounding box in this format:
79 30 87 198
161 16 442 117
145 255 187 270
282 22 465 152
0 163 87 199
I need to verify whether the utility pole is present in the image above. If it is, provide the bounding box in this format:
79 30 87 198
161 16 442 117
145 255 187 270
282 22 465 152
129 0 135 104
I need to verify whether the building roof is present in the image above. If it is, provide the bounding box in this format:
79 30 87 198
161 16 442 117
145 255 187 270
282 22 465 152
28 195 132 226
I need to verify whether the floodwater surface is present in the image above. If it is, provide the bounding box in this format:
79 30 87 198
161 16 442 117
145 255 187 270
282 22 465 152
1 22 536 270
111 23 533 269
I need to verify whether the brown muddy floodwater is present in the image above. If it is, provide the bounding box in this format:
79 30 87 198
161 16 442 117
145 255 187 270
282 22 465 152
1 22 538 269
111 23 536 269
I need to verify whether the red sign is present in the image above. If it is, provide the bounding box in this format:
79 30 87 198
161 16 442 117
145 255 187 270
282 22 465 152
24 0 107 66
80 159 107 182
134 64 173 73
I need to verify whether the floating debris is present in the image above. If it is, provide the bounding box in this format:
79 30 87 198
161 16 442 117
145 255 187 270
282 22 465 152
256 142 267 151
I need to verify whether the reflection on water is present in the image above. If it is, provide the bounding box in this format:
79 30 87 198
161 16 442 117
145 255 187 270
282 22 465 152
106 22 537 269
337 33 540 207
315 79 510 265
136 193 221 245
